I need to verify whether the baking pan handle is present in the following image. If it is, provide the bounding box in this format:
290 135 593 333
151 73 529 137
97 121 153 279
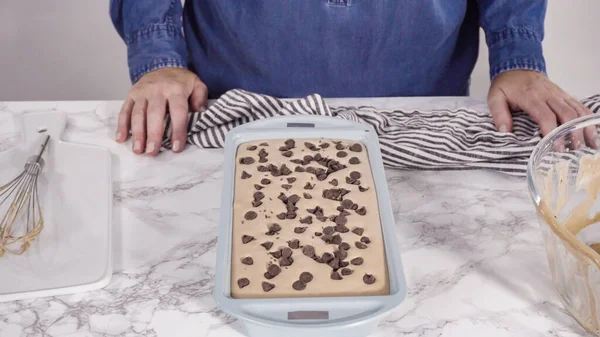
232 115 370 132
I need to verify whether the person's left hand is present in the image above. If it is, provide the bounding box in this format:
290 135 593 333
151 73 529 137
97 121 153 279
487 69 596 148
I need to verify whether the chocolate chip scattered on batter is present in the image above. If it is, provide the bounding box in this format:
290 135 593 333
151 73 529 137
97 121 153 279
319 143 330 149
244 211 257 220
336 151 348 158
340 260 349 268
355 242 368 249
238 278 250 288
322 188 351 201
323 226 335 235
270 250 282 259
351 204 358 211
266 223 282 235
304 142 317 151
327 179 338 187
282 184 293 190
317 215 328 222
253 191 265 200
331 234 342 245
356 206 367 216
334 249 348 260
345 176 361 185
349 157 360 165
294 227 307 234
302 245 315 257
295 166 305 172
299 216 313 224
267 264 281 277
280 257 294 267
358 185 369 192
241 257 254 265
264 272 275 280
261 178 271 185
241 171 252 179
340 210 351 216
351 257 364 265
339 242 351 251
304 182 314 190
247 145 258 151
288 239 300 249
282 151 293 157
281 247 293 259
349 143 363 152
285 139 296 149
261 241 273 250
331 271 343 280
300 272 313 283
240 157 255 164
252 200 263 207
276 213 286 220
254 184 263 190
335 143 345 150
279 146 289 151
292 280 306 291
303 192 312 199
259 157 268 163
335 224 350 233
321 252 334 263
350 171 362 180
262 282 275 292
314 232 322 236
334 216 348 226
242 235 255 244
363 274 376 285
361 236 371 244
306 206 324 216
286 177 296 183
341 268 354 276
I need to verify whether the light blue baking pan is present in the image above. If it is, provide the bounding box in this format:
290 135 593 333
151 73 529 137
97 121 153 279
214 115 407 337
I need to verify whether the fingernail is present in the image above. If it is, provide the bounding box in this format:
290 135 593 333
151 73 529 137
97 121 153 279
146 142 155 154
173 140 181 152
133 140 142 152
499 125 508 133
116 131 122 140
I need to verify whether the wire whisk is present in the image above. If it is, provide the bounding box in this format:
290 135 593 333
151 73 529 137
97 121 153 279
0 135 50 257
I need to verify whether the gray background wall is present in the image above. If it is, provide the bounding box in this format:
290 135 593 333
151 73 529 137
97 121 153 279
0 1 598 101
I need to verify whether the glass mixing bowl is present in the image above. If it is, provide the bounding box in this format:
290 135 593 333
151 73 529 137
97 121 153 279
528 114 600 336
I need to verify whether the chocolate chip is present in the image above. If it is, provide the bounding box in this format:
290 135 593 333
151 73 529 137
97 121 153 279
334 216 348 226
356 206 367 216
345 176 360 185
291 159 303 164
335 143 345 150
328 179 338 186
247 145 258 151
315 232 323 236
262 282 275 292
280 257 294 266
277 193 288 203
332 234 342 245
323 226 335 235
355 242 368 249
340 210 351 216
238 278 250 288
340 260 349 268
351 204 358 211
279 146 289 151
270 250 282 259
264 272 275 280
334 249 348 260
321 252 334 263
328 258 341 270
288 194 300 204
242 235 255 244
282 184 293 190
281 247 293 258
258 148 268 156
244 211 257 220
300 272 313 283
350 171 362 179
292 280 306 291
299 216 313 224
317 216 328 222
304 182 314 190
253 192 265 200
276 213 286 220
307 206 324 215
351 257 364 265
341 268 354 276
241 171 252 179
241 257 254 265
286 212 297 219
261 178 271 185
267 264 281 277
285 139 296 149
267 223 282 235
361 236 371 244
261 242 273 250
320 143 330 148
287 177 296 183
358 185 369 192
363 274 376 285
302 245 315 257
349 157 360 165
240 157 255 164
294 227 307 234
339 242 351 251
252 200 263 207
295 166 305 172
282 151 293 157
349 143 363 152
303 192 312 199
331 271 343 280
288 239 300 249
335 225 349 233
338 200 352 211
254 184 264 190
304 142 317 150
259 157 268 163
280 164 292 175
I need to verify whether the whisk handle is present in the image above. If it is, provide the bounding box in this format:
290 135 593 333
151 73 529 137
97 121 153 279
36 135 50 161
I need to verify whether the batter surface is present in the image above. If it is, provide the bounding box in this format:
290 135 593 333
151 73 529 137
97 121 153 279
230 138 389 298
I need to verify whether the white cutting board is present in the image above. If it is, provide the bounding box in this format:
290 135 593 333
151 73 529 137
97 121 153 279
0 111 112 302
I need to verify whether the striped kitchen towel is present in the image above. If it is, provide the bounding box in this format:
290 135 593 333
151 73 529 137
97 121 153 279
161 89 600 176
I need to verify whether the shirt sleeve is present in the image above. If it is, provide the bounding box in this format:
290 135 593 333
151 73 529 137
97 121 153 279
477 0 548 80
109 0 188 84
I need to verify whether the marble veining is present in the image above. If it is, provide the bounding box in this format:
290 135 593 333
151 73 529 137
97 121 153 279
0 98 590 337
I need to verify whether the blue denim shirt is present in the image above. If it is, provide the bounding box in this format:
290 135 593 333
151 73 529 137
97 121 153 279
110 0 547 98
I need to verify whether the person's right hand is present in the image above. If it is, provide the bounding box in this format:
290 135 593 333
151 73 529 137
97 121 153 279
115 67 208 156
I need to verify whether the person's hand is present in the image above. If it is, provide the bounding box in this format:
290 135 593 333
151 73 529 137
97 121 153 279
488 70 596 148
115 67 208 156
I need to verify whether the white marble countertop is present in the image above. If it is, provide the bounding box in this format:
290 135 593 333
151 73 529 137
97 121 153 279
0 97 589 337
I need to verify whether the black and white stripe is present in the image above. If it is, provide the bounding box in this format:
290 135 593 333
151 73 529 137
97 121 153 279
161 90 600 177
